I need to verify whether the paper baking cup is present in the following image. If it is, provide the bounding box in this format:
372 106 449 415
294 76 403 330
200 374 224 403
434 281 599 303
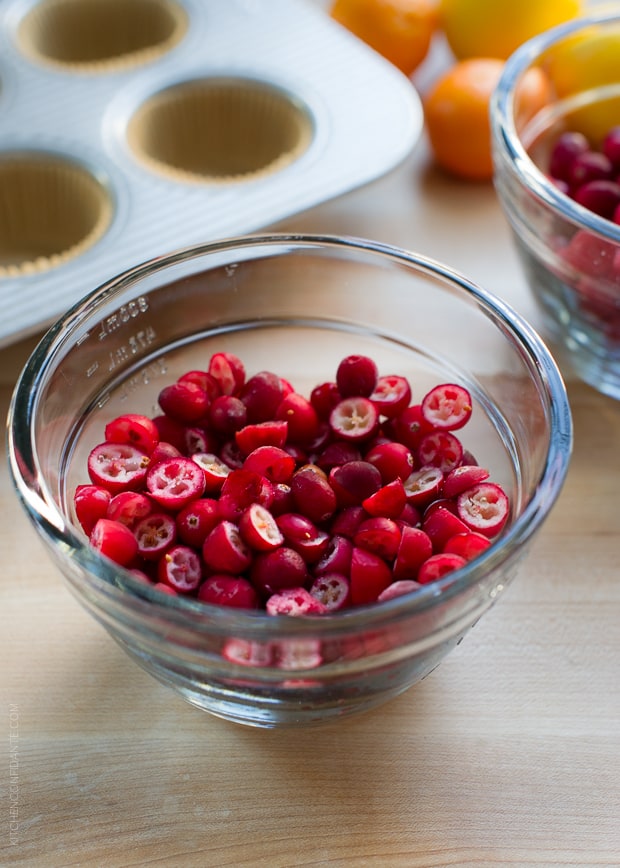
17 0 188 72
0 152 113 277
126 77 314 184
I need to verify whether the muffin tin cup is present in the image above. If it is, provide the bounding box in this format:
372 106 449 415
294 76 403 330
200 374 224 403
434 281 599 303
0 0 423 346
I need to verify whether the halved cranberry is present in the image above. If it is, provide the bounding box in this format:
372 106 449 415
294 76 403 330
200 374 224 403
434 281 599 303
157 544 203 593
106 491 154 529
314 441 362 472
104 413 160 455
362 478 407 519
134 512 177 560
218 468 274 521
369 374 412 418
90 518 138 566
329 396 379 442
349 547 392 605
443 531 491 561
313 534 353 577
221 637 274 666
87 442 149 493
202 520 252 574
275 392 319 445
329 505 368 540
393 525 433 580
242 445 296 483
422 505 470 552
146 457 206 510
354 516 402 561
183 426 219 457
148 440 182 466
275 513 329 563
456 482 510 537
74 484 112 535
197 575 259 609
238 503 284 552
421 384 472 431
442 464 490 498
235 420 288 455
417 431 463 473
175 498 220 547
417 552 466 584
377 579 422 601
266 587 327 616
290 464 338 524
208 351 246 395
177 369 220 401
309 574 351 611
192 452 232 493
402 465 444 507
310 381 341 420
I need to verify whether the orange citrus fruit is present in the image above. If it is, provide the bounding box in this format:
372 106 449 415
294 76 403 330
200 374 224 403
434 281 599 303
439 0 582 61
424 58 504 180
330 0 439 77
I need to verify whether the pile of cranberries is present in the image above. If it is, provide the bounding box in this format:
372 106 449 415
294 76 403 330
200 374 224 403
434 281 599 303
549 126 620 223
74 352 510 617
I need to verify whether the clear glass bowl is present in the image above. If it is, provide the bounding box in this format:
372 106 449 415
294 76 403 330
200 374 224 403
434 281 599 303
7 234 572 727
492 11 620 400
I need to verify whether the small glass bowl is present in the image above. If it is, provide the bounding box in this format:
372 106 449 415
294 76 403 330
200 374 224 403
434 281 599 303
492 10 620 400
7 234 572 727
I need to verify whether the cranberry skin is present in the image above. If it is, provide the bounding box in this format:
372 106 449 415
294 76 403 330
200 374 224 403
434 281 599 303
362 478 407 519
275 513 330 563
208 395 247 435
106 491 153 529
393 526 433 580
218 468 274 522
314 441 362 472
444 531 491 561
329 505 368 540
178 369 221 402
146 457 206 510
152 415 186 452
310 381 341 420
313 534 353 577
549 131 590 182
157 544 203 593
90 518 139 567
336 354 378 397
158 380 210 423
403 465 444 508
391 404 432 451
603 125 620 169
149 440 183 466
104 413 160 456
87 442 150 494
270 483 294 517
422 505 470 552
266 587 327 616
175 498 220 548
242 445 296 484
197 575 259 609
568 150 614 188
134 512 178 561
290 464 338 524
309 574 351 611
354 516 402 561
369 374 412 418
235 420 288 455
349 547 392 606
183 426 219 457
74 484 112 535
191 452 231 494
250 547 309 597
239 371 284 422
364 441 414 483
417 552 466 584
202 520 252 574
456 482 510 537
328 460 382 507
275 392 319 445
442 464 490 498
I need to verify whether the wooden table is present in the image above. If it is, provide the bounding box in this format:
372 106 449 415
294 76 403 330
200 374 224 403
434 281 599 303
3 45 620 868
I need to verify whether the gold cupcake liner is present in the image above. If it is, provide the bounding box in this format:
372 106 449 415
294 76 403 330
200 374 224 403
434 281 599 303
126 77 314 184
0 153 113 277
17 0 187 73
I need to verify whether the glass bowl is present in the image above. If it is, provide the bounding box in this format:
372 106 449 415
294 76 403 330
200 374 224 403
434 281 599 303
7 234 572 727
491 10 620 400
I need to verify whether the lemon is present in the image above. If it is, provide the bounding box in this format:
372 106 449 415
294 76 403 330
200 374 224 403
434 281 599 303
542 24 620 143
440 0 583 61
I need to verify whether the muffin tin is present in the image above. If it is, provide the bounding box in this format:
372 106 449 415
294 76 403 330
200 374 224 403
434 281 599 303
0 0 423 346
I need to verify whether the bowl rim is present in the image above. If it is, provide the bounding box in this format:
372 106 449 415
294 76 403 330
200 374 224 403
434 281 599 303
491 9 620 245
7 232 573 634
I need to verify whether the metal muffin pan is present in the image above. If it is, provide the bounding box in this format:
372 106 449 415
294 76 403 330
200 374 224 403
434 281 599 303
0 0 423 346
